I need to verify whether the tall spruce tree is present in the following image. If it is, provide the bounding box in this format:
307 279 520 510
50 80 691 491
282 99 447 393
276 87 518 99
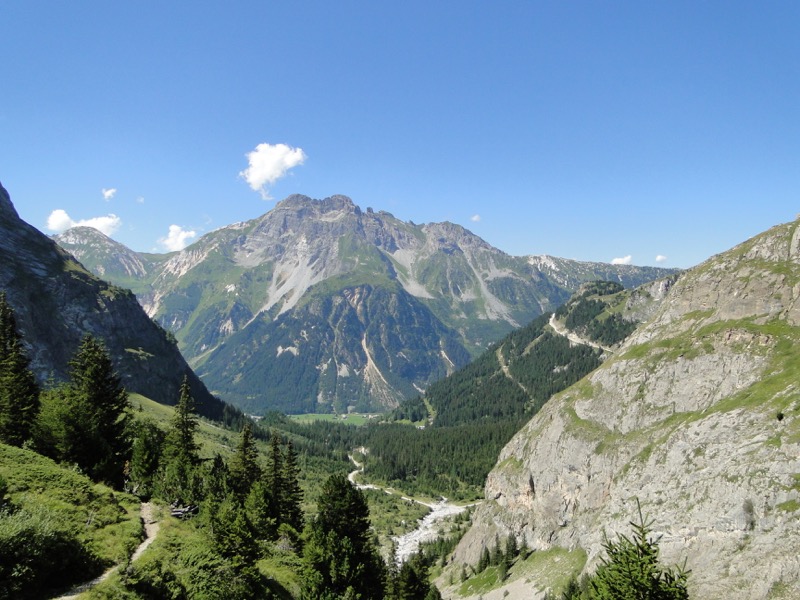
393 552 442 600
229 422 261 501
281 439 304 533
158 375 201 503
37 335 130 485
266 432 285 523
0 292 39 446
302 473 386 599
163 375 200 465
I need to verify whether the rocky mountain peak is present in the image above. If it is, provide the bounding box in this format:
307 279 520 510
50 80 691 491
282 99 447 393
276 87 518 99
0 182 20 222
275 193 361 216
54 226 151 280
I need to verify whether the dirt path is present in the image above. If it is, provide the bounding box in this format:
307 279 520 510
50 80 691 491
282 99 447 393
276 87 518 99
548 313 612 352
496 347 529 395
54 502 160 599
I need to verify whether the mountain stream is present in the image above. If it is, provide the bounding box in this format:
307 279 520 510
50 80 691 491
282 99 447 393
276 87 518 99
348 450 470 563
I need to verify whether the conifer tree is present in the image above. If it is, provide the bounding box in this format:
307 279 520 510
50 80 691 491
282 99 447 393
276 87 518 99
393 552 442 599
127 418 164 498
266 432 285 522
302 473 386 599
228 422 261 501
35 335 129 485
590 502 689 600
158 375 201 503
163 375 199 465
281 439 304 532
0 292 39 446
477 546 490 572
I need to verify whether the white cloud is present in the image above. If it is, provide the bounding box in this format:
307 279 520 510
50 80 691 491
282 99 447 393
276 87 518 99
655 254 667 263
239 142 306 199
159 225 197 252
611 255 632 265
135 196 145 204
470 214 481 222
46 209 121 236
101 188 117 201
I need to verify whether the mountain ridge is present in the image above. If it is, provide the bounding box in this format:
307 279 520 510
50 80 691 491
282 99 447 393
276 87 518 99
446 218 800 599
0 182 224 419
54 194 677 413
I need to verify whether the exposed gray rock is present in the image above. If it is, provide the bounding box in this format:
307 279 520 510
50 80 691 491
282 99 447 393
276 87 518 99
0 182 223 418
451 219 800 599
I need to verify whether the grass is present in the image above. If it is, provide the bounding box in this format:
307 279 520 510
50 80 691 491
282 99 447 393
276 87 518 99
0 443 143 566
0 442 143 598
456 547 587 598
776 499 800 513
288 412 381 426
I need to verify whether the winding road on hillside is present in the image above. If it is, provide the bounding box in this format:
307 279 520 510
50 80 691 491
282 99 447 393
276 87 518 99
348 451 473 564
54 502 161 599
548 313 612 352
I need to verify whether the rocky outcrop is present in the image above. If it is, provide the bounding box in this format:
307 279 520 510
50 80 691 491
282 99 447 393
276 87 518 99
0 182 223 418
451 220 800 599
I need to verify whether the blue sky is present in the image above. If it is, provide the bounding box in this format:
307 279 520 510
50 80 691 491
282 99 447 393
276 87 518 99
1 2 798 267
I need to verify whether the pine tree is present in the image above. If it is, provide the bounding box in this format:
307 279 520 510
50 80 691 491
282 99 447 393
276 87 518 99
36 335 129 485
393 552 441 599
281 439 304 532
590 502 689 600
228 422 261 501
158 375 201 503
127 418 164 498
302 473 386 599
477 546 490 573
266 432 285 523
69 335 130 477
0 292 39 446
163 375 199 465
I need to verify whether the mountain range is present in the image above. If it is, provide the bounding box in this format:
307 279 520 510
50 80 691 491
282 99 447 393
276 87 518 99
54 194 675 414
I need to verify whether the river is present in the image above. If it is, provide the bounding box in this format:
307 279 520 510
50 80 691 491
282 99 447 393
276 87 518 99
348 451 470 563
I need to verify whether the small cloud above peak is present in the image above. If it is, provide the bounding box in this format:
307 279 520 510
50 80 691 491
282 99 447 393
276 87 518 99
101 188 117 201
47 209 121 236
470 214 481 222
655 254 667 263
159 224 197 252
611 255 632 265
239 142 306 199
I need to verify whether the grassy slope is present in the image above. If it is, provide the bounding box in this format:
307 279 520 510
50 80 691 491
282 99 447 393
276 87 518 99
0 443 142 598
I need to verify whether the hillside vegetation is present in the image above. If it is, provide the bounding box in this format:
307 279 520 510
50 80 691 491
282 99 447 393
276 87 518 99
347 279 674 500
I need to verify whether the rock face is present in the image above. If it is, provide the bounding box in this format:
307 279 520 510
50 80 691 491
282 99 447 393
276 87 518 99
452 219 800 599
0 182 223 418
55 194 676 413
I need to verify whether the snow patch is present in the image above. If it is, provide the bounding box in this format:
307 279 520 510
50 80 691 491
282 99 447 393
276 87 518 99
337 363 350 377
225 284 236 293
276 345 299 357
